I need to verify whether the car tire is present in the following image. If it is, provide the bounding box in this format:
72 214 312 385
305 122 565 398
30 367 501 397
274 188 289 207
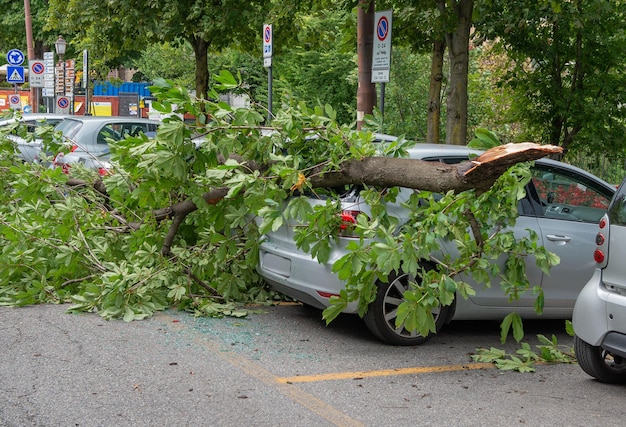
363 268 451 346
574 335 626 383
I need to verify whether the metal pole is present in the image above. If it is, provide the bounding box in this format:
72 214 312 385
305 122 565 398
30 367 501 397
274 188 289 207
379 82 385 128
84 50 91 115
267 65 273 122
62 59 66 98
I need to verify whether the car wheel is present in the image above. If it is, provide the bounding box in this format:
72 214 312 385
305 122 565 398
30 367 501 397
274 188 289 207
363 268 451 346
574 335 626 383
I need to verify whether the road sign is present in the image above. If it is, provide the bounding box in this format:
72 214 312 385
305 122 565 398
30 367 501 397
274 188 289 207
372 10 393 83
7 49 25 66
29 60 46 87
8 94 21 109
56 96 70 114
43 52 55 93
7 66 25 84
263 24 273 64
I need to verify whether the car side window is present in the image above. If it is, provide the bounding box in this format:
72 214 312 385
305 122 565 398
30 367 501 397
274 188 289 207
97 125 121 145
608 184 626 226
531 164 612 223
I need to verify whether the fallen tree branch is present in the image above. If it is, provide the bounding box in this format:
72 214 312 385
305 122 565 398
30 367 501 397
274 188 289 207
66 143 563 255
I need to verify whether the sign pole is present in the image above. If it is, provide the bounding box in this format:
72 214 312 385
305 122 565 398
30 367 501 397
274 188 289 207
263 24 273 122
267 65 273 121
84 50 91 116
371 10 393 128
379 82 385 119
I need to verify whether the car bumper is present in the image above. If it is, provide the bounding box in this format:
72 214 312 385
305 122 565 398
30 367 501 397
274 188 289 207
257 240 358 313
573 268 626 350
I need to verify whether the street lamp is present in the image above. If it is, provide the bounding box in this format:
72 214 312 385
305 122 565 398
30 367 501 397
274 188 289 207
55 35 67 97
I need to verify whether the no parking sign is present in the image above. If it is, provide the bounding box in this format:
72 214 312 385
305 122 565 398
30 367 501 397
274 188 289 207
29 60 46 87
56 96 70 114
8 94 21 109
372 10 393 83
263 24 272 67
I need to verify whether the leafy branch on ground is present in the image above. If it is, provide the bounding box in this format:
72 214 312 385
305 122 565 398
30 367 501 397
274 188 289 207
471 320 576 372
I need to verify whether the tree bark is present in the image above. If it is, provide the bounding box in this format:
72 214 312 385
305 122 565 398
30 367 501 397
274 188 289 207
440 0 474 145
191 36 210 100
308 143 561 194
427 39 445 144
356 0 376 129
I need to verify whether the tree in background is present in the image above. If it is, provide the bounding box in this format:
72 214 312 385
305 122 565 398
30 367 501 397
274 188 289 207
385 0 474 145
380 45 431 140
475 0 626 159
46 0 268 98
274 8 358 125
130 42 195 90
0 0 51 57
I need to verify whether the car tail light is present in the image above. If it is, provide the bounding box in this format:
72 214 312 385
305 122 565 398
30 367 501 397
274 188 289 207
594 249 605 264
317 291 340 299
339 210 367 237
594 215 608 265
98 167 110 176
52 145 78 174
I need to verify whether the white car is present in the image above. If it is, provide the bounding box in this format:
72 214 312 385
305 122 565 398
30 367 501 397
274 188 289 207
258 143 616 345
573 178 626 383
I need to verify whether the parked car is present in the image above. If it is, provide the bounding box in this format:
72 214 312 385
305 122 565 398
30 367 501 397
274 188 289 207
257 143 616 345
0 113 67 163
572 178 626 383
51 116 159 175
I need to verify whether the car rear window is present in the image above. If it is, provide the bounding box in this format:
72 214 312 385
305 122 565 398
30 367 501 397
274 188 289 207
55 119 83 140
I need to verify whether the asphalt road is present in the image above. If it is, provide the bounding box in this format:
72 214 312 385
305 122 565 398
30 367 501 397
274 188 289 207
0 303 624 426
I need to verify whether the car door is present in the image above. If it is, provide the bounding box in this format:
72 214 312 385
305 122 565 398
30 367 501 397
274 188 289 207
531 162 614 310
460 199 544 308
427 154 543 307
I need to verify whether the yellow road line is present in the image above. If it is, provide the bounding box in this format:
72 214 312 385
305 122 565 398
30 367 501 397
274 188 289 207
276 363 495 384
157 312 366 427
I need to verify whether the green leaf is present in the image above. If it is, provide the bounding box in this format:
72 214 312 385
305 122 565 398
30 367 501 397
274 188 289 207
500 312 524 343
213 70 239 89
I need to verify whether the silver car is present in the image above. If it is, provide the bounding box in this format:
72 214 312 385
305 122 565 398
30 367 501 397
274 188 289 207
0 113 67 163
573 178 626 383
52 116 159 174
257 143 616 345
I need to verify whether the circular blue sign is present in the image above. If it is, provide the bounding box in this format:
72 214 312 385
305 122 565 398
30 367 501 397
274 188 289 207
57 97 69 109
32 62 45 74
23 105 32 114
264 26 271 43
7 49 25 66
377 17 389 41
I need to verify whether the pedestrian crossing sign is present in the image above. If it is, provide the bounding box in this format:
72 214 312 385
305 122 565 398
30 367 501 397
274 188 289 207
7 66 25 83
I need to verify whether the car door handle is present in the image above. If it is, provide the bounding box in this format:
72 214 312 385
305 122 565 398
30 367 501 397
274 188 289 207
546 234 571 243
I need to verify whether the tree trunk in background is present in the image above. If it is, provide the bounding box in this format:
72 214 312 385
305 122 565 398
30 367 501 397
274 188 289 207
441 0 473 145
191 36 210 100
427 39 445 144
356 0 376 130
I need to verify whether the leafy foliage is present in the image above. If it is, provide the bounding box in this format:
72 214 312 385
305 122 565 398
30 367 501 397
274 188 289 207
1 75 557 345
472 321 576 372
475 0 626 157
